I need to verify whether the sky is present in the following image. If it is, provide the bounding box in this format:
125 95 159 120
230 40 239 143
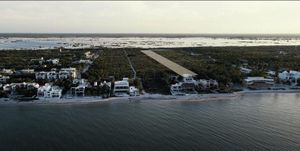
1 1 300 34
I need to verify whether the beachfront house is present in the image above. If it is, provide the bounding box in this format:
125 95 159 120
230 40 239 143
71 79 90 96
244 77 274 90
37 83 62 98
114 78 130 96
279 70 300 82
196 79 219 90
170 74 197 95
72 85 86 97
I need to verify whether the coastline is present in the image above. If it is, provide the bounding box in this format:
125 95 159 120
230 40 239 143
1 89 300 105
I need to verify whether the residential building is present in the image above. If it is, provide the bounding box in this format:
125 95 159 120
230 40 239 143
58 71 70 80
244 77 274 90
60 68 77 79
240 67 252 74
71 79 90 96
0 69 14 75
46 58 60 65
20 69 35 74
196 79 219 89
170 74 197 95
72 85 85 97
114 78 130 96
37 84 62 98
47 71 58 80
35 71 47 80
279 70 300 81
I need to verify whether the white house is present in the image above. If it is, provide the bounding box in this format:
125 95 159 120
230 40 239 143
279 70 300 81
1 69 14 75
72 85 86 97
3 84 12 91
114 78 130 96
73 79 89 87
47 58 60 65
244 77 274 89
60 68 77 79
196 79 219 89
182 74 197 84
170 74 197 95
71 79 89 96
4 82 40 92
170 83 186 95
58 71 70 80
47 71 58 80
37 84 62 98
20 69 35 74
35 71 47 80
240 67 252 74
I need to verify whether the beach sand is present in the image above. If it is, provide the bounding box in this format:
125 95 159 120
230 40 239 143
1 89 300 105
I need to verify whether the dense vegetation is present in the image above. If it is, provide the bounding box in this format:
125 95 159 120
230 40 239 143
156 46 300 88
2 46 300 94
0 48 91 70
83 48 173 94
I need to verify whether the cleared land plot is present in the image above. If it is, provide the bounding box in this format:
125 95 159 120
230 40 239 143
141 50 197 76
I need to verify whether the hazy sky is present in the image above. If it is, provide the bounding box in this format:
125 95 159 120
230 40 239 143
1 1 300 34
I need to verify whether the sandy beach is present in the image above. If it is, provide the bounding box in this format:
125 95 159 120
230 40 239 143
1 89 300 105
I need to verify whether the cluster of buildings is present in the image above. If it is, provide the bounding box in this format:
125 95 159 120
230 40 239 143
35 68 77 80
170 74 219 95
242 67 300 89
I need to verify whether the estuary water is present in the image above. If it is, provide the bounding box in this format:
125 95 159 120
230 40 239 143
1 34 300 49
0 93 300 151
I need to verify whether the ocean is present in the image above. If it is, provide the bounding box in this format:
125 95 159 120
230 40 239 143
0 93 300 150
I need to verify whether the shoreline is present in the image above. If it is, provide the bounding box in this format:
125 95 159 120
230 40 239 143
1 89 300 105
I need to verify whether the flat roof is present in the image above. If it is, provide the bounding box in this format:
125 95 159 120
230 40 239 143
141 50 197 77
